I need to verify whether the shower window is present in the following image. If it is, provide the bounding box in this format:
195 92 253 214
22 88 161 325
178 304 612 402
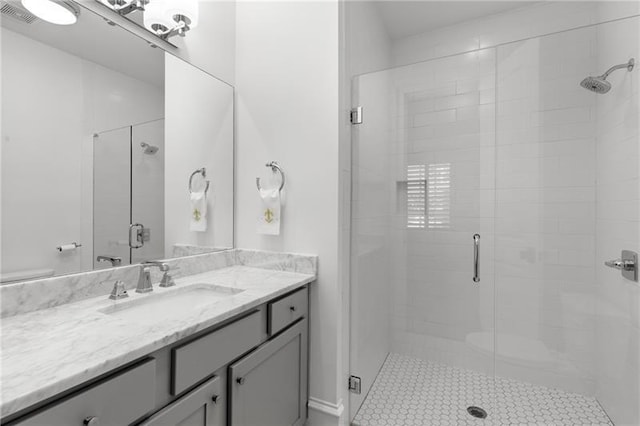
426 162 450 229
406 164 426 228
406 163 451 229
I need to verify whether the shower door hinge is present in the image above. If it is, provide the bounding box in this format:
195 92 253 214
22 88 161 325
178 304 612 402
348 375 362 394
350 107 363 125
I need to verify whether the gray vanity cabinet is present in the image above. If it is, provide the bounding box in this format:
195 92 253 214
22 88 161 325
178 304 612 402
139 375 223 426
228 318 308 426
3 285 311 426
12 359 156 426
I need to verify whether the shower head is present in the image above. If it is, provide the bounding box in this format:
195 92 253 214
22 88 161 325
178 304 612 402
580 58 635 94
140 142 159 154
580 76 611 94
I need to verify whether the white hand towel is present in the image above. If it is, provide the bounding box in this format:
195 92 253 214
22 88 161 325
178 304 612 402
190 191 207 232
257 188 281 235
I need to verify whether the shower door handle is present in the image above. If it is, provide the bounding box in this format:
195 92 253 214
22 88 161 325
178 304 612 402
473 234 480 283
129 223 144 249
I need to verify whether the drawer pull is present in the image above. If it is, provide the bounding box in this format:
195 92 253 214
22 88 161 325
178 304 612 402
289 306 296 312
83 417 100 426
236 377 245 385
211 395 219 404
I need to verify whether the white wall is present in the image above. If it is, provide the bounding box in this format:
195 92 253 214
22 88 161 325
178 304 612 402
1 28 163 278
593 14 640 426
234 1 342 423
164 53 234 255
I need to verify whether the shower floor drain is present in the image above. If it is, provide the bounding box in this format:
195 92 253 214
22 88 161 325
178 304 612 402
467 406 488 419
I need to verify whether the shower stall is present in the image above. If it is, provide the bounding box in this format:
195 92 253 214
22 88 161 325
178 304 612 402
349 12 639 426
93 119 165 268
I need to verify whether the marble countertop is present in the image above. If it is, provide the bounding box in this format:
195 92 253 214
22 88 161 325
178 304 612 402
0 265 315 419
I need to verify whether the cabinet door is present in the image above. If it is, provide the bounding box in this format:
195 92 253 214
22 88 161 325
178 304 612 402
139 375 223 426
229 319 308 426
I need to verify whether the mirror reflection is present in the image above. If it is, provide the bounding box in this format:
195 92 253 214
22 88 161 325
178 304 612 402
1 1 234 283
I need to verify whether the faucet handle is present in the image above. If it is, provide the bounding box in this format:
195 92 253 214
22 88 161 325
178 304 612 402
159 270 176 288
109 281 128 300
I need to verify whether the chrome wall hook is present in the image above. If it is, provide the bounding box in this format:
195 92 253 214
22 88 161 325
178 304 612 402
256 161 285 192
189 168 210 194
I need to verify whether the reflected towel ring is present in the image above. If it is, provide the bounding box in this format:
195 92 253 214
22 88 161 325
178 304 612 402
256 161 285 192
189 168 210 194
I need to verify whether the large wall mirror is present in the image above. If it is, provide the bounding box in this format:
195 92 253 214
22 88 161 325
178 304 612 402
0 1 234 283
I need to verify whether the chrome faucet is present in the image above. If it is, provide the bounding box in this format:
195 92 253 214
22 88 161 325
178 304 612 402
136 261 170 293
97 255 122 267
109 280 128 300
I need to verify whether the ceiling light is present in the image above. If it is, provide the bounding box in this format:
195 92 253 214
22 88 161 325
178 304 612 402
21 0 78 25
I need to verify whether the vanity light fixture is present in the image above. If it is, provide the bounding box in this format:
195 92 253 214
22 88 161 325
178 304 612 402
97 0 198 40
98 0 148 17
21 0 79 25
143 0 199 40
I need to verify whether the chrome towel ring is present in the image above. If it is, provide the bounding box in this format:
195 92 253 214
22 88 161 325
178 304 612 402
256 161 285 192
189 168 210 194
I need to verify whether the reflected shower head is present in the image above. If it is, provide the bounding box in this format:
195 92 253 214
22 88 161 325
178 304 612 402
580 58 634 94
140 142 159 154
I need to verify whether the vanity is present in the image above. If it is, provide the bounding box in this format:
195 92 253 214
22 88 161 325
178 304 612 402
0 250 316 426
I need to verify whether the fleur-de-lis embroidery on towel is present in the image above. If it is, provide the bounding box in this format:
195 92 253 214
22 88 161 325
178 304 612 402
193 208 201 221
264 208 274 223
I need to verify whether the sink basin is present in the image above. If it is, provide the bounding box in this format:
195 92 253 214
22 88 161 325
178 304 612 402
99 283 244 324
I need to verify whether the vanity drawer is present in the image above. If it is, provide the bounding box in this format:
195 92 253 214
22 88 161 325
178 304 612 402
171 310 263 396
268 287 308 336
13 358 156 426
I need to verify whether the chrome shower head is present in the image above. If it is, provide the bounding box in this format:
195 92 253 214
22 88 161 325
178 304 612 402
140 142 159 154
580 76 611 94
580 58 634 94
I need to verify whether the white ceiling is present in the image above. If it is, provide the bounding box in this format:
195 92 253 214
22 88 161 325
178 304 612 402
1 1 164 87
374 1 540 40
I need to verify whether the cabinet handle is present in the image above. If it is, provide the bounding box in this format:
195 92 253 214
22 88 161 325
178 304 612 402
84 417 100 426
211 395 219 404
236 377 245 385
289 306 296 312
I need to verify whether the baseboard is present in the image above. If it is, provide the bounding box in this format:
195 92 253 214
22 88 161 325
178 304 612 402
307 397 345 425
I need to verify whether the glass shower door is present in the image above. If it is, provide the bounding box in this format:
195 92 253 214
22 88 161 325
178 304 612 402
350 49 497 423
93 126 132 268
131 119 165 264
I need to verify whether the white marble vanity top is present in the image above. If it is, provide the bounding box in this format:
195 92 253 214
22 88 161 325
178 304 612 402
0 264 315 418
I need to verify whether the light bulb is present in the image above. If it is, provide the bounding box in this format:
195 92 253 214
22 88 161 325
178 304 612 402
143 0 173 34
21 0 78 25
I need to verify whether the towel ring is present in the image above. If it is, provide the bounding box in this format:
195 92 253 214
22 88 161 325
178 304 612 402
256 161 285 192
189 168 210 194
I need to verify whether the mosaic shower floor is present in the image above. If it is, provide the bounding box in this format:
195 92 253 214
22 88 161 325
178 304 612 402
352 353 612 426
